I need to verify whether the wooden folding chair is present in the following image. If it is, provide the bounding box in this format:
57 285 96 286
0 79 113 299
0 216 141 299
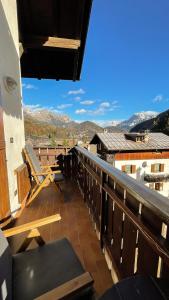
23 143 64 206
1 214 94 300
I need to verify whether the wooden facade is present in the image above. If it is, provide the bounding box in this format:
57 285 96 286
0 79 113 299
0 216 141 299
115 151 169 161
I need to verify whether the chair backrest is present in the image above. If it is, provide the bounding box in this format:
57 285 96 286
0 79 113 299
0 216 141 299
0 229 12 300
25 143 44 183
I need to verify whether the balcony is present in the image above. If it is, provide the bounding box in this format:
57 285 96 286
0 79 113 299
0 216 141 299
144 173 169 182
8 150 113 297
7 145 169 298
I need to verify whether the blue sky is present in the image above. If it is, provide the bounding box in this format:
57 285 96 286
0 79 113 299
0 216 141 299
22 0 169 126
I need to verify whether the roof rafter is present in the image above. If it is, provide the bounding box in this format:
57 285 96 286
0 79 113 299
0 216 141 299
24 36 81 50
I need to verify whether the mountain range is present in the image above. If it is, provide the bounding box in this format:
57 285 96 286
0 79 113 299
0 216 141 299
117 111 158 131
131 109 169 135
24 106 161 142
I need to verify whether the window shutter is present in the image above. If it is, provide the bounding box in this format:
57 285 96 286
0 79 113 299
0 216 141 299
155 183 160 190
122 165 126 172
131 165 136 174
151 164 155 173
155 182 163 191
160 164 165 172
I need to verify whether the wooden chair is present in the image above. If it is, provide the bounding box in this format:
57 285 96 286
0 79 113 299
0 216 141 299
1 214 94 300
23 143 64 206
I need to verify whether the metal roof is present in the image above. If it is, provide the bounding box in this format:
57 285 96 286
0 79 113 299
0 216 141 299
91 133 169 151
17 0 92 80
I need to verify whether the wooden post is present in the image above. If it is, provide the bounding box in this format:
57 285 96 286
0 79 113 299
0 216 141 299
100 171 107 248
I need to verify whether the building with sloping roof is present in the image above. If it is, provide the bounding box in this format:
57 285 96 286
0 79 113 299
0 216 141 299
90 132 169 198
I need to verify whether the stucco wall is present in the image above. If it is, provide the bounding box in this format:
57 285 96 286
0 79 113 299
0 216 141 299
0 0 25 213
115 159 169 198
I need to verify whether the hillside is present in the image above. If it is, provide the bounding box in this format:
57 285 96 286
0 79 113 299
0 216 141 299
24 106 161 146
78 121 103 136
104 126 125 133
131 109 169 135
24 113 105 146
25 115 71 139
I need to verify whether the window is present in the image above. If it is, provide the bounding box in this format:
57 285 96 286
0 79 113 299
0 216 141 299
155 182 163 191
151 164 165 173
122 165 136 174
136 137 143 142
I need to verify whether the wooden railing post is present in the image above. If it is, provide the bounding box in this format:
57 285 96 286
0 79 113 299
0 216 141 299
100 171 107 248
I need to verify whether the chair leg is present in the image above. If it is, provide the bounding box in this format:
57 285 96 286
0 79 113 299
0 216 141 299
54 181 62 192
26 184 43 206
27 175 51 206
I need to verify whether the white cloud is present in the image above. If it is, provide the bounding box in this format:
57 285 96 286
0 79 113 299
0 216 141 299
100 102 110 108
75 109 87 114
91 107 105 115
22 83 37 90
112 100 119 105
74 96 81 101
23 104 41 112
74 100 120 116
57 104 73 109
152 94 163 103
68 88 85 95
92 120 121 127
91 100 119 115
80 100 94 105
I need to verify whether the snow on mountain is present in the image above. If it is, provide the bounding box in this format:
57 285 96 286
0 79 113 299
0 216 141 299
117 111 159 130
24 105 159 133
111 120 122 127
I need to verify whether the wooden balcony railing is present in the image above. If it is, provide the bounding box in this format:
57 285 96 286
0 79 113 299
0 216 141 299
34 147 71 165
34 145 169 282
69 146 169 282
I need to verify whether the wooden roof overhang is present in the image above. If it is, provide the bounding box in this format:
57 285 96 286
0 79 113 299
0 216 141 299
17 0 92 80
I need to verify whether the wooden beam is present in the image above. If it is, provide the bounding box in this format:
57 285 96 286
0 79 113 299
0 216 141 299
3 214 61 237
35 272 93 300
25 36 81 50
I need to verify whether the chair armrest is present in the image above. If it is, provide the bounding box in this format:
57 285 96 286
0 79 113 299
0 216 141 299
3 214 61 237
42 164 59 168
35 272 94 300
33 170 61 176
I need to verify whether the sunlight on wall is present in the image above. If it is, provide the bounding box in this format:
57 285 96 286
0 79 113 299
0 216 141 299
1 280 7 300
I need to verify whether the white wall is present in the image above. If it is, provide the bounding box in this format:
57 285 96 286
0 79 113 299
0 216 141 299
115 159 169 198
0 0 25 213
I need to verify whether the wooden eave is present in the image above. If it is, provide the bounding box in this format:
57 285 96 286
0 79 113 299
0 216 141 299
17 0 92 80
